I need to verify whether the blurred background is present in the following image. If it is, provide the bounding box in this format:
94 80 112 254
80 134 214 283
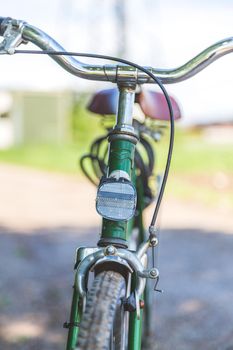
0 1 232 349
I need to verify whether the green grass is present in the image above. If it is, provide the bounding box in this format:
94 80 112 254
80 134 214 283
0 144 81 174
155 128 233 209
0 112 232 209
166 174 233 209
0 128 231 175
155 128 233 175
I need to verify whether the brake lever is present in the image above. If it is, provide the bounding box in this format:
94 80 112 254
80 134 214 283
0 19 27 55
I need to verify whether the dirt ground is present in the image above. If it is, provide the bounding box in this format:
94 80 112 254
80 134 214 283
0 163 233 350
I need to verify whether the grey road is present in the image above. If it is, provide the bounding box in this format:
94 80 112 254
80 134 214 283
0 164 232 350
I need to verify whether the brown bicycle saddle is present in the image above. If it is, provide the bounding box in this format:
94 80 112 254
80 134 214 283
87 88 181 121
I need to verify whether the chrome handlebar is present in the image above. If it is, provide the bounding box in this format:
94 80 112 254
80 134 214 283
0 17 233 84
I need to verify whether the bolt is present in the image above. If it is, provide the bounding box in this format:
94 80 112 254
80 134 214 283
105 245 117 256
12 20 20 28
149 268 158 278
149 225 156 235
150 236 158 247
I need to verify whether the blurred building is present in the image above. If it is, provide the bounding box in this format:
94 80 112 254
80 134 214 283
0 91 73 149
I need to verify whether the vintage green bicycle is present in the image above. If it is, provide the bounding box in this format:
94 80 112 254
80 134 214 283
0 17 233 350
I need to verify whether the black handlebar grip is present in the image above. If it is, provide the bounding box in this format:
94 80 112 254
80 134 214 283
0 17 11 35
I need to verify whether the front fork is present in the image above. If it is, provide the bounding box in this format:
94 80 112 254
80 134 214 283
64 234 159 350
65 237 159 350
65 274 81 350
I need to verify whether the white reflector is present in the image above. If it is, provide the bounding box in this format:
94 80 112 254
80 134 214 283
96 179 137 221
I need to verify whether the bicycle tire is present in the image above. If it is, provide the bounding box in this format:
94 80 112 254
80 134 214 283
77 270 127 350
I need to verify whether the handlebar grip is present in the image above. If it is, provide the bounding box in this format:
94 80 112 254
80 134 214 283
0 17 11 35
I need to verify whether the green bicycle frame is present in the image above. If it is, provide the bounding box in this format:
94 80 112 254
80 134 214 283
66 84 147 350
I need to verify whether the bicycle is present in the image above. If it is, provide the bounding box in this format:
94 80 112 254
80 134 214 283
0 16 232 350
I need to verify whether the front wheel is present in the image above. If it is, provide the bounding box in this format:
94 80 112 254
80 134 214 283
77 270 127 350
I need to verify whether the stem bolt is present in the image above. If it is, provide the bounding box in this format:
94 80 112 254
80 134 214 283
105 245 117 256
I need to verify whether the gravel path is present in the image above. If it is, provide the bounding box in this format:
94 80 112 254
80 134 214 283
0 164 232 350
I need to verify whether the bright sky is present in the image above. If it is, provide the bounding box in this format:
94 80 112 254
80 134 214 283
0 0 233 125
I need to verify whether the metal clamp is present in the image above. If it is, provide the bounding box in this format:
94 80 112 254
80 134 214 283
0 19 27 54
